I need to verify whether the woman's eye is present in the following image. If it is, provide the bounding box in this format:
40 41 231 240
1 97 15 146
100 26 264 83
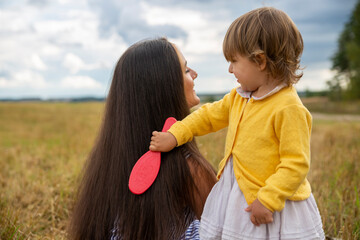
185 68 190 73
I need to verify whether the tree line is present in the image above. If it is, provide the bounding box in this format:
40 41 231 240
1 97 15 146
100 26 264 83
328 0 360 100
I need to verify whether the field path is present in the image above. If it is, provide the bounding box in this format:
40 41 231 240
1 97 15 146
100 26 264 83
312 112 360 121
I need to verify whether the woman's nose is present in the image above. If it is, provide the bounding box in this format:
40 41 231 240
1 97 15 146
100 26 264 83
191 69 198 79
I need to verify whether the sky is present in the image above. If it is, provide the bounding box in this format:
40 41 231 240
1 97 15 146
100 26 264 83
0 0 357 99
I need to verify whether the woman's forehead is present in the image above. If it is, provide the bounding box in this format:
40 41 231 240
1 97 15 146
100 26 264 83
172 43 186 66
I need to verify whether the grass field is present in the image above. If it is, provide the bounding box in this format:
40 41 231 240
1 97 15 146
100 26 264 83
301 97 360 115
0 101 359 239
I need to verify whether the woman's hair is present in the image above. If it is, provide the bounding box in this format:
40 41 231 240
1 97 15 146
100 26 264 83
69 38 215 240
223 7 304 85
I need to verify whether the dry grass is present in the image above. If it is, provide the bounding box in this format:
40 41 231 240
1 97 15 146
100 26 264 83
301 97 360 115
0 102 104 239
309 120 360 239
0 102 359 239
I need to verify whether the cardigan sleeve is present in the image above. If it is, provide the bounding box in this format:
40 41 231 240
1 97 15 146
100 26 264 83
257 104 312 212
168 90 233 146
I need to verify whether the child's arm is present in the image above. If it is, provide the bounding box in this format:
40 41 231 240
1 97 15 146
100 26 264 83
257 104 312 212
245 105 311 226
151 90 234 150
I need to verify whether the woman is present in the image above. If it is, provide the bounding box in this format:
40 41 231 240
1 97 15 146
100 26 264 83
69 38 217 240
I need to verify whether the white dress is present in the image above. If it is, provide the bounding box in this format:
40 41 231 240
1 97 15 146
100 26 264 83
200 157 325 240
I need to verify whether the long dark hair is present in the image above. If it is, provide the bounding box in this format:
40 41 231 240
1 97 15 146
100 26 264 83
69 38 215 239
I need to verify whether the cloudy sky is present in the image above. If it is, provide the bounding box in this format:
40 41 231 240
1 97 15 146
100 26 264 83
0 0 357 99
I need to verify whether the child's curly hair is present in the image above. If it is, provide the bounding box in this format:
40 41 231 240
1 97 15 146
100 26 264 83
223 7 304 85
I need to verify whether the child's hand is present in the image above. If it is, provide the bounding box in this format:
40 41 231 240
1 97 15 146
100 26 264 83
149 131 177 152
245 199 273 226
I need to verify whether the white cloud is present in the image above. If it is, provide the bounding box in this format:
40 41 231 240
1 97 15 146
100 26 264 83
296 62 336 91
40 44 62 57
0 70 47 88
0 2 127 96
143 3 207 27
31 54 47 71
195 75 238 94
143 3 228 56
0 8 33 33
58 0 87 5
60 76 103 89
63 53 85 74
62 52 115 74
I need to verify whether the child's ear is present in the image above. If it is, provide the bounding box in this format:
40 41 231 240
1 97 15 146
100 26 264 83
255 54 267 71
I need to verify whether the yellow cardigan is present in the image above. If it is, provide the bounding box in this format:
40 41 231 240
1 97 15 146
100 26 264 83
169 86 312 212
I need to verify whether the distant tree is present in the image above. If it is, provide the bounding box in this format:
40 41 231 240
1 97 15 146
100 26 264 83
327 75 344 101
303 88 328 98
328 0 360 100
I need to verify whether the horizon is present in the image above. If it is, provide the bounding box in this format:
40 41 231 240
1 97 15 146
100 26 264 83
0 89 327 101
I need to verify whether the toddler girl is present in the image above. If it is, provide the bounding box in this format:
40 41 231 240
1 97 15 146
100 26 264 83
150 7 325 240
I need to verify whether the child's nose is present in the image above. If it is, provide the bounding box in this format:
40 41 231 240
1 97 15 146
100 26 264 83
228 63 233 73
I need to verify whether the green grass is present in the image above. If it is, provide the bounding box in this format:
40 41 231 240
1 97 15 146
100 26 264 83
0 102 359 239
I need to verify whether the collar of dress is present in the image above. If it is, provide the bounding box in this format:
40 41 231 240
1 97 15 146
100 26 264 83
236 83 288 101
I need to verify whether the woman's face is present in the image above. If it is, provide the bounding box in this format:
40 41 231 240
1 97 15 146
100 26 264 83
174 45 200 108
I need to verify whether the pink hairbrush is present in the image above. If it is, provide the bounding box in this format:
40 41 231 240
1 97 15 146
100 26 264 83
128 117 177 195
